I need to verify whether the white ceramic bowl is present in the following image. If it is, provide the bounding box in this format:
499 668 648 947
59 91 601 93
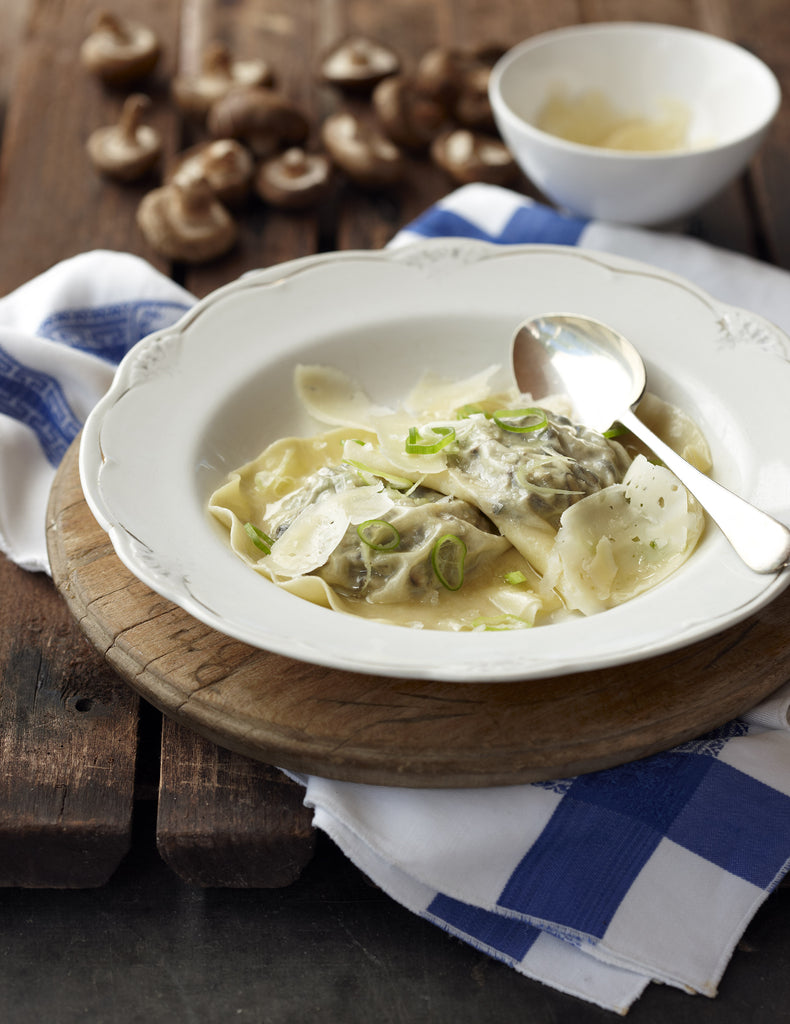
489 22 781 225
79 241 790 683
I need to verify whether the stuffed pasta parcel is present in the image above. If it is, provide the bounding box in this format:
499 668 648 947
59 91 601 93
209 365 709 631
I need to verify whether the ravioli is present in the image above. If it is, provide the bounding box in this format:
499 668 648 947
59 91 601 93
208 364 708 631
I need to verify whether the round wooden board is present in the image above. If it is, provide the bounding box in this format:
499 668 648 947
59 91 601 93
47 437 790 788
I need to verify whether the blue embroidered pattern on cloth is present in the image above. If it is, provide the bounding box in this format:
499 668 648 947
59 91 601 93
1 299 190 465
425 718 790 969
0 346 83 466
38 299 190 364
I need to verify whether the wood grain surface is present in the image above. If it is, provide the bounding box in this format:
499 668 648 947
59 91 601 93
48 436 790 788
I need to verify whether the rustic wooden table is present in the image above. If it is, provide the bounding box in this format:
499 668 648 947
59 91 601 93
1 2 789 1021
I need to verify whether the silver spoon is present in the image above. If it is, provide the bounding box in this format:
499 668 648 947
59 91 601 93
512 312 790 574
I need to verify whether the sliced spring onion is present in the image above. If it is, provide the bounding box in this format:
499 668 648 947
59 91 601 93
470 615 532 631
356 519 401 552
343 456 414 490
404 425 456 455
455 403 487 419
244 521 274 554
492 407 548 433
603 423 627 439
431 534 467 591
504 570 528 585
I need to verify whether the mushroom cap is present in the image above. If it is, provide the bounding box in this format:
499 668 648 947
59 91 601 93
207 86 309 158
137 177 238 263
86 94 162 181
80 11 160 86
431 129 517 186
320 35 400 92
453 64 495 130
413 48 469 106
172 42 274 116
166 139 254 205
372 75 446 150
321 112 405 188
255 148 332 209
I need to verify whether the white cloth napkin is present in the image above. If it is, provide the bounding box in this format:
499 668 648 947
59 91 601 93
2 188 790 1014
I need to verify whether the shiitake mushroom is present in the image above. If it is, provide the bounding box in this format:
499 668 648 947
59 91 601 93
165 139 255 206
320 35 400 92
207 85 309 158
321 112 406 188
137 176 237 263
255 148 333 209
80 10 160 86
172 42 274 117
86 93 162 181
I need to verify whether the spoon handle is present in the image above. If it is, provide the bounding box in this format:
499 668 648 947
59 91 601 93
618 408 790 574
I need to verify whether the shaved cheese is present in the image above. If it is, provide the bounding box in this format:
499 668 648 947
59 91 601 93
295 364 390 428
268 485 393 577
404 366 500 416
544 455 704 614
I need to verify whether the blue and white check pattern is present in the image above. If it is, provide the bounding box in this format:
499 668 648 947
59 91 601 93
2 193 790 1013
299 703 790 1011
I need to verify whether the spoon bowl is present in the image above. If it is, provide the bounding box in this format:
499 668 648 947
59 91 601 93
512 313 790 574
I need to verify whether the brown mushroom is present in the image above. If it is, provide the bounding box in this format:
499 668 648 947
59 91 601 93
207 86 309 158
166 139 254 206
256 148 333 209
415 46 498 130
80 10 160 86
172 42 274 117
372 75 446 150
431 129 517 186
136 176 238 263
454 63 496 131
319 35 400 92
321 112 405 189
86 94 162 181
413 47 469 109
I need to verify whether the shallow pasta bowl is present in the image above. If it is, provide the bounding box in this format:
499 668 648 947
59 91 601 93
79 240 790 682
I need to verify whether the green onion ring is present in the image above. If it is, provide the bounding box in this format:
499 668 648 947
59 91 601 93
404 425 456 455
343 458 414 490
492 407 548 433
455 403 486 419
244 522 274 554
431 534 467 591
470 614 531 631
357 519 401 552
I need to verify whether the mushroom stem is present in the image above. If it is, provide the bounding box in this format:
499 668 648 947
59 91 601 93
203 42 233 76
117 94 150 143
92 10 131 43
175 177 217 218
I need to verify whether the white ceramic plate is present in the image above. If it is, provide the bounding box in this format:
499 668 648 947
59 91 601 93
79 240 790 682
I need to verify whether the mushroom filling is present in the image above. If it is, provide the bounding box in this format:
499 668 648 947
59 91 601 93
263 463 505 603
448 411 632 529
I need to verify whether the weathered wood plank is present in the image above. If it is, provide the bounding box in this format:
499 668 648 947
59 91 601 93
157 720 315 888
721 0 790 269
155 0 321 886
0 553 138 888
